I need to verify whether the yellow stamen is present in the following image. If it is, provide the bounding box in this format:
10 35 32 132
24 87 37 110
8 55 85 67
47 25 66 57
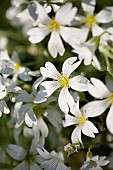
49 19 60 32
108 93 113 103
85 15 96 27
15 63 20 71
58 76 70 88
79 116 87 125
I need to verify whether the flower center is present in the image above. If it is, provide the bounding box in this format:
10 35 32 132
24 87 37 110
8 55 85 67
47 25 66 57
49 19 60 32
108 93 113 103
85 15 96 27
79 116 87 125
33 105 45 118
25 152 35 164
58 76 70 88
14 63 20 72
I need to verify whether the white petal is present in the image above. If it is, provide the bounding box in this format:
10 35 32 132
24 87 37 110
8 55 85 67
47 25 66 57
106 104 113 134
6 144 27 161
25 108 37 127
71 126 82 144
13 161 28 170
2 101 10 114
34 1 51 24
56 161 69 170
60 26 86 45
34 91 47 103
0 111 2 117
82 99 110 118
70 75 89 91
88 78 110 99
18 67 32 82
32 76 44 93
63 114 75 127
30 163 42 170
82 120 98 138
82 0 96 15
92 24 105 36
46 109 62 128
27 27 50 43
40 81 60 96
62 57 81 77
37 147 50 159
96 8 113 23
92 55 101 70
48 31 65 58
0 92 6 100
70 99 81 117
0 49 10 60
38 117 48 137
73 43 94 65
40 62 61 80
58 88 74 114
55 3 77 25
17 91 33 103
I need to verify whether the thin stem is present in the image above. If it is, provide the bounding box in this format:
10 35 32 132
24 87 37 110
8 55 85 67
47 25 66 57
3 114 11 143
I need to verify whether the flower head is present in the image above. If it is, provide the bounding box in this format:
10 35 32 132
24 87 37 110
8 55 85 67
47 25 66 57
40 57 89 114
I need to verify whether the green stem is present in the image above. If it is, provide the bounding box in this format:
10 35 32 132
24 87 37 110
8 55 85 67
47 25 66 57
3 114 11 143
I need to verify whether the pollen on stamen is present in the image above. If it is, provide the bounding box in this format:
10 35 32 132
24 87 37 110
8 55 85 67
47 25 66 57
108 93 113 103
15 63 20 71
85 15 96 27
79 116 87 125
58 76 70 88
49 19 60 32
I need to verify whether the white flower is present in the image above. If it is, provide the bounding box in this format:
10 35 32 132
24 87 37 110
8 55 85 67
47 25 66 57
40 57 89 114
83 77 113 134
63 99 98 144
0 50 15 75
6 134 44 170
11 51 32 82
37 147 70 170
27 2 85 58
81 155 110 170
0 100 10 117
72 40 101 70
15 77 62 138
74 0 113 37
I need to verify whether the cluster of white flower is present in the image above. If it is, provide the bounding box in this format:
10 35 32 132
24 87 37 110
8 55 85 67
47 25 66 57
0 0 113 169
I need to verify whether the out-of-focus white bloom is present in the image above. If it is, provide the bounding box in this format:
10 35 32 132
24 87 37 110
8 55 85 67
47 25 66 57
11 51 32 82
81 155 110 170
27 2 85 58
63 99 98 145
6 134 44 170
0 75 7 100
0 36 8 50
0 50 15 76
6 0 28 24
74 0 113 37
6 0 37 36
83 77 113 135
40 57 89 114
0 78 9 117
37 147 70 170
0 75 22 117
72 40 101 70
15 77 62 138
